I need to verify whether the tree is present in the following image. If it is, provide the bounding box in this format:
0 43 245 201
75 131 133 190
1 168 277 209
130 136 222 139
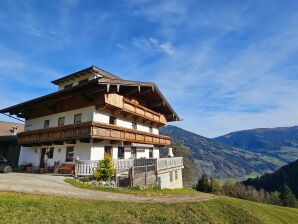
94 155 115 181
279 185 296 207
196 174 211 192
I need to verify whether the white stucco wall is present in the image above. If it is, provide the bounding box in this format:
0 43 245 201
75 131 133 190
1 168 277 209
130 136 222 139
25 106 96 131
158 168 183 189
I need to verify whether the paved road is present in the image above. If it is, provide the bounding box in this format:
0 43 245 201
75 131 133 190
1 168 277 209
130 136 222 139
0 172 217 203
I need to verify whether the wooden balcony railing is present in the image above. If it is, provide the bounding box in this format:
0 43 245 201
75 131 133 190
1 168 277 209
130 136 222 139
103 93 167 125
18 121 171 146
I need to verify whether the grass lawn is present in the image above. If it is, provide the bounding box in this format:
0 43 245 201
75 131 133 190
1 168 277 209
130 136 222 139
0 192 298 224
65 178 202 196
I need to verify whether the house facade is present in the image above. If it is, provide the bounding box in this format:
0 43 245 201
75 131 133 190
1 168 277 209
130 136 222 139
0 121 24 166
0 66 183 188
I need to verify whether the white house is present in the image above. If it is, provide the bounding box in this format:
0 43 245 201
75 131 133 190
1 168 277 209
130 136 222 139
0 66 183 189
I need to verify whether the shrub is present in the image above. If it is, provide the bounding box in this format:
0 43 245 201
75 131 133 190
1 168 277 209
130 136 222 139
196 174 220 193
279 185 296 207
221 181 282 206
93 155 115 181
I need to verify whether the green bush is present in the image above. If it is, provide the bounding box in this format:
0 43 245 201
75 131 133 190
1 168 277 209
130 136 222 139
196 174 220 193
280 185 296 207
93 155 115 181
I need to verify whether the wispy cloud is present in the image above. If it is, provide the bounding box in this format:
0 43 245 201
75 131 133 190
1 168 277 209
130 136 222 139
133 37 175 56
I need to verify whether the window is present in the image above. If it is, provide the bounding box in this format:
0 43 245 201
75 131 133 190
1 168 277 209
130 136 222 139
118 147 124 159
149 148 153 158
74 114 82 124
132 122 137 130
46 147 54 159
170 171 173 182
109 116 116 125
66 146 74 162
78 79 89 85
58 117 65 126
175 171 178 180
64 84 73 89
149 126 153 133
44 120 50 128
131 147 137 158
104 146 112 157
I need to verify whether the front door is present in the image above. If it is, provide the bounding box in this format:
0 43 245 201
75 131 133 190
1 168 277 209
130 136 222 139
40 148 46 166
104 146 113 158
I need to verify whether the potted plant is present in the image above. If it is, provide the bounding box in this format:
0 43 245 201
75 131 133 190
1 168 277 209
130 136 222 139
39 160 46 174
26 163 33 172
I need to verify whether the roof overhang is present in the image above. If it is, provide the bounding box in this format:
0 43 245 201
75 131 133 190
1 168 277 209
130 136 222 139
0 78 180 122
51 65 122 85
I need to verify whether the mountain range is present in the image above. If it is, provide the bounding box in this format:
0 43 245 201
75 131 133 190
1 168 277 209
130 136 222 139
160 125 298 180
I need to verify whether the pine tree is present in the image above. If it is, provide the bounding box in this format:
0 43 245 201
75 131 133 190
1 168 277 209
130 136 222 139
196 174 210 192
94 155 115 181
279 185 296 207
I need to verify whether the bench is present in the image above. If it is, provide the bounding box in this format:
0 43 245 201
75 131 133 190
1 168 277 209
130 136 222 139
57 163 75 175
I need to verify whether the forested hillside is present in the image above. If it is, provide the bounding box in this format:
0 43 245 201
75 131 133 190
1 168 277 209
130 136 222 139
243 159 298 198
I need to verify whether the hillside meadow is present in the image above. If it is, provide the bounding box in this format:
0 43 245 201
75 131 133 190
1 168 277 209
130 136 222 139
0 192 297 224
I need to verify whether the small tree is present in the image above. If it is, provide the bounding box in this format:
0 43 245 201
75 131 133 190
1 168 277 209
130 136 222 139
279 185 296 207
196 174 211 192
94 155 115 181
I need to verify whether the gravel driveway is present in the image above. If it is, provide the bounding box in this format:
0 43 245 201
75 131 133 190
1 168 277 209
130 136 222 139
0 172 217 203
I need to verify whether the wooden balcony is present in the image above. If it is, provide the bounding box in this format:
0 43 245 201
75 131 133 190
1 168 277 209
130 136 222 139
18 121 171 146
99 93 167 125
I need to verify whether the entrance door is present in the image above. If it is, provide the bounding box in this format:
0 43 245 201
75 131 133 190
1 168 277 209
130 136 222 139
40 148 46 166
104 146 113 158
131 147 137 158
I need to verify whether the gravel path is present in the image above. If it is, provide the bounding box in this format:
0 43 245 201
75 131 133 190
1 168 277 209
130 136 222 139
0 172 217 203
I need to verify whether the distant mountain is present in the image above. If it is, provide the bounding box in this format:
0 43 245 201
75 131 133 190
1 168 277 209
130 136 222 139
160 125 283 179
213 126 298 163
243 159 298 198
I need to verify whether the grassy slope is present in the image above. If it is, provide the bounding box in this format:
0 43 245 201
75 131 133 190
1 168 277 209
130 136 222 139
0 192 297 224
65 178 202 196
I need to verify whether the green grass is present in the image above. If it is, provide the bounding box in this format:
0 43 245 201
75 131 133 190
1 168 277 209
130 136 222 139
65 178 202 196
0 192 297 223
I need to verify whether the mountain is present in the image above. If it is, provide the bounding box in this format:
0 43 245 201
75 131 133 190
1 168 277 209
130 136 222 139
243 159 298 198
160 125 283 179
213 126 298 163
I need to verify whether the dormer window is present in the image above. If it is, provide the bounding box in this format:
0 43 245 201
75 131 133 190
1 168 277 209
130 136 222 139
64 84 73 89
78 79 89 85
44 120 50 128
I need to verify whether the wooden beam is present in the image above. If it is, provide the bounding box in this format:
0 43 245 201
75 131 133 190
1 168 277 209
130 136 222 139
93 138 104 143
64 139 76 144
80 138 91 143
53 141 64 145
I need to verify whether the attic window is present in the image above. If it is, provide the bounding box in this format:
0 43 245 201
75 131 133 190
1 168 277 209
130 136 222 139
64 84 73 89
78 79 89 85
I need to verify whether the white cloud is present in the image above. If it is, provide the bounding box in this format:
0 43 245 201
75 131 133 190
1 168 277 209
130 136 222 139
133 37 175 56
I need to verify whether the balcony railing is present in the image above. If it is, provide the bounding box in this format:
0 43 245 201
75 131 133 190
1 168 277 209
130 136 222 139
104 93 167 125
75 157 184 176
18 121 171 146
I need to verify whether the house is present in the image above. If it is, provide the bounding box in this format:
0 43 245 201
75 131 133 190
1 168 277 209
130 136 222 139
0 66 183 188
0 121 24 166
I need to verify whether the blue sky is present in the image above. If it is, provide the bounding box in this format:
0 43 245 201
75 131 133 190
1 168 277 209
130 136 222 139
1 0 298 137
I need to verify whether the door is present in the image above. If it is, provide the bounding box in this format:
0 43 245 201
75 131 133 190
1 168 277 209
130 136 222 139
40 148 46 166
104 146 113 158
